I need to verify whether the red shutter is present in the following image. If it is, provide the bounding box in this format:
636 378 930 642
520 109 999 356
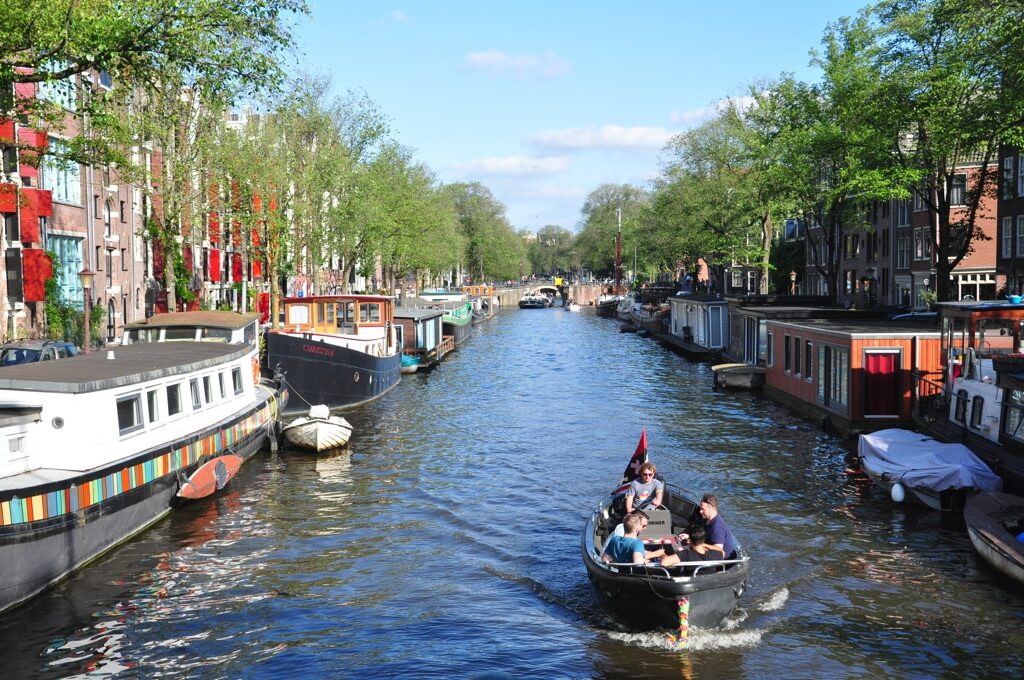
21 248 52 302
232 254 243 282
208 211 220 244
0 120 14 143
209 248 221 282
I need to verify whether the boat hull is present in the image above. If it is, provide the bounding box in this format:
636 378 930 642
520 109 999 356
281 416 353 451
712 363 766 389
267 332 401 415
443 319 473 346
965 491 1024 586
595 300 617 318
0 392 278 613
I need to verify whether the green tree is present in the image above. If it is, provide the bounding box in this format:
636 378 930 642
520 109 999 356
574 183 649 280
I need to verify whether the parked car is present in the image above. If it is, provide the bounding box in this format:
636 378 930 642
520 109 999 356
0 340 79 367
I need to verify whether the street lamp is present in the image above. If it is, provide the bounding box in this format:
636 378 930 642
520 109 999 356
789 270 797 295
78 267 96 354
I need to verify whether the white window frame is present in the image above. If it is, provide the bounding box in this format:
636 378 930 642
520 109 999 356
117 393 144 436
41 137 82 205
1005 217 1015 258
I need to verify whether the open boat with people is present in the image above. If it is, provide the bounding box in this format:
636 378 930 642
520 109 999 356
281 404 353 452
0 341 285 613
264 294 401 416
964 491 1024 586
518 292 551 309
580 432 750 630
857 428 1002 510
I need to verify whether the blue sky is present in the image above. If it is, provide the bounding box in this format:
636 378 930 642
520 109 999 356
292 1 867 233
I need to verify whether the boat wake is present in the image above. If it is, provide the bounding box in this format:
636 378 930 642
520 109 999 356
608 626 765 651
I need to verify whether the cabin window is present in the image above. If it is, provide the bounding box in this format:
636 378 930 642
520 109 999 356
816 344 849 410
244 323 256 345
167 384 183 416
165 327 197 341
793 337 802 377
203 376 213 403
326 304 335 325
971 396 985 429
117 394 144 435
954 389 968 423
232 367 243 394
784 335 792 372
804 341 813 379
289 304 310 325
218 372 226 399
360 303 381 323
146 389 159 423
190 378 202 409
1003 389 1024 442
317 303 325 324
766 332 774 367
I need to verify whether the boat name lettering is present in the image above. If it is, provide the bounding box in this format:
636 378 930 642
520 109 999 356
303 343 335 357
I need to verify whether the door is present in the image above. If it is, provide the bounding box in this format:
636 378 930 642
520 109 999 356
864 350 900 417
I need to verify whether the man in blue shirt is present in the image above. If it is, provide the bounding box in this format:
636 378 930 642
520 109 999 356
602 512 673 564
700 494 736 559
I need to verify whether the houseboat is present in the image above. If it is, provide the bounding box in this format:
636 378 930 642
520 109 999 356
393 305 449 372
658 294 728 361
763 316 942 436
0 341 284 613
121 311 260 347
264 294 401 416
437 300 475 345
914 301 1024 495
461 285 499 318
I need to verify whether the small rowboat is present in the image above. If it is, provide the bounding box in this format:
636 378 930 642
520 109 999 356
281 404 353 452
965 491 1024 587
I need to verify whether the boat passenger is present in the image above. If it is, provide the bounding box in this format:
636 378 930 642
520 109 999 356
624 462 664 513
602 512 676 566
673 525 724 562
699 494 736 559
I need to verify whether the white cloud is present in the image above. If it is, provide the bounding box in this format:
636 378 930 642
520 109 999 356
527 125 673 151
465 49 570 79
390 10 409 23
451 155 569 176
669 94 758 126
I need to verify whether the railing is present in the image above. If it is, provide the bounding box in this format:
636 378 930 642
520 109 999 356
914 370 950 425
437 335 455 360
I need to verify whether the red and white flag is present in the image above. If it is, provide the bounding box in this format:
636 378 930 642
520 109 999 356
612 429 648 494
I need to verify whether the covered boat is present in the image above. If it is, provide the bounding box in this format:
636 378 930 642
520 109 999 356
518 292 551 309
281 404 353 452
857 428 1003 510
964 491 1024 586
581 482 751 630
712 363 766 390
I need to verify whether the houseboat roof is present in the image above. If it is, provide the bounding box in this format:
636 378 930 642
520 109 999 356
668 293 727 304
124 311 260 331
0 343 251 395
767 317 943 338
393 306 446 321
730 303 886 321
936 301 1024 314
282 294 393 305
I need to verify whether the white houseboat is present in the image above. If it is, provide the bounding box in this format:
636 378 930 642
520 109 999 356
0 342 285 613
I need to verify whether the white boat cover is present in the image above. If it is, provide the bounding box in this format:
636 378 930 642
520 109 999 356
858 429 1003 493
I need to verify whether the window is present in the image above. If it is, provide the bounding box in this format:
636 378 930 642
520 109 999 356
37 65 76 111
805 340 813 378
104 200 112 237
816 344 849 410
1 144 17 175
288 304 310 325
167 384 182 416
3 213 18 243
1003 389 1024 442
97 70 113 89
897 199 910 226
955 389 968 424
203 376 213 404
914 190 926 212
1018 217 1024 260
232 367 243 394
766 332 774 366
146 389 159 423
41 137 82 205
1005 217 1014 258
190 378 202 409
1005 157 1016 200
105 249 113 288
794 337 802 377
120 200 126 222
360 303 381 323
1019 157 1024 197
117 394 143 435
5 248 23 303
218 372 226 399
949 174 966 206
121 248 127 271
971 396 985 429
784 335 792 372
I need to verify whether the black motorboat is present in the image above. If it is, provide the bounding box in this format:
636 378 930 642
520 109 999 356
581 482 751 630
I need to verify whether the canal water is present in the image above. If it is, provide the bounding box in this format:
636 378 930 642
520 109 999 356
3 308 1024 678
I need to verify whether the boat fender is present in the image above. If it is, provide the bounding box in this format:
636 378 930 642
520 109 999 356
890 483 906 503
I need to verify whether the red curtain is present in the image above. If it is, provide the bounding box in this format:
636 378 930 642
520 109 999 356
864 352 898 416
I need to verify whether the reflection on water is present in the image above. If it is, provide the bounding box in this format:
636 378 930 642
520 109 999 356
1 308 1024 678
